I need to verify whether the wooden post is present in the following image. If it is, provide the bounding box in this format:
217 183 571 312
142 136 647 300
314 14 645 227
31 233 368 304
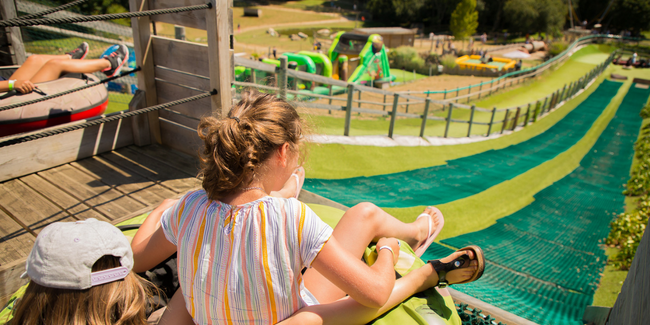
478 83 483 99
129 0 161 144
251 68 257 84
278 57 288 100
455 88 459 103
388 94 399 138
174 25 186 40
511 107 521 130
541 96 549 115
383 94 387 111
206 0 233 117
419 99 431 137
128 90 150 146
444 103 454 138
486 107 496 136
501 109 510 134
344 84 355 136
467 85 472 104
467 105 475 137
559 84 567 103
0 0 26 64
532 100 541 122
443 89 447 100
405 97 409 113
358 90 362 108
523 103 531 127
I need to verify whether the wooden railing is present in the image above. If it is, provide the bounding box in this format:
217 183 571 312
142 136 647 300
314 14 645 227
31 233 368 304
232 42 616 139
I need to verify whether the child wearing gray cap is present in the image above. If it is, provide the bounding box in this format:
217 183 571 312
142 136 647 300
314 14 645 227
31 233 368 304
8 218 154 325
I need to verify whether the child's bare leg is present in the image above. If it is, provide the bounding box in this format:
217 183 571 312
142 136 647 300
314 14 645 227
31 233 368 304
270 167 304 199
303 203 441 303
9 54 70 81
30 58 111 83
287 250 477 325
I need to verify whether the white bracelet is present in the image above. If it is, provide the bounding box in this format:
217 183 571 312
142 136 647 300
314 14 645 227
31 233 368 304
378 245 394 256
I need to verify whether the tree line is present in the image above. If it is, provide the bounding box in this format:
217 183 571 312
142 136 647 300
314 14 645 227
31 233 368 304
364 0 650 37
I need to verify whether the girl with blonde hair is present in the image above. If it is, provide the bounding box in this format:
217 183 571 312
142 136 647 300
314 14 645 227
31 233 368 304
10 219 154 325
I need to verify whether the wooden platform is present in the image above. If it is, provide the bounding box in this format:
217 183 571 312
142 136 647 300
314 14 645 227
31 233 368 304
0 144 201 305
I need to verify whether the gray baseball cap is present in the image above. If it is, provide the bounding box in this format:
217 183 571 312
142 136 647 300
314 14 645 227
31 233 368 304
22 218 134 290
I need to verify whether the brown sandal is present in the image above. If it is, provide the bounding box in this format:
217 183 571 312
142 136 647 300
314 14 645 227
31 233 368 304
428 245 485 288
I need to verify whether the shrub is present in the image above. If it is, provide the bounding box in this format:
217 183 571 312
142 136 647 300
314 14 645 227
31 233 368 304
388 46 426 74
440 54 457 69
420 52 440 66
548 41 568 57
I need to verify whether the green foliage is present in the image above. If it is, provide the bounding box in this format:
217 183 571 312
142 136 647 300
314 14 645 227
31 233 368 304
548 41 568 57
366 0 425 25
440 54 457 69
388 46 438 75
606 195 649 270
609 0 650 34
450 0 479 41
504 0 566 35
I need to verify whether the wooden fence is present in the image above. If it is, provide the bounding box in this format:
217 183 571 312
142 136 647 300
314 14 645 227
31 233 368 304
233 47 614 139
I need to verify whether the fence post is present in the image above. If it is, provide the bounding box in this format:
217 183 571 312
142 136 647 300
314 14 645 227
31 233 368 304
444 103 454 138
467 85 472 104
251 68 257 84
501 109 510 134
420 99 431 137
383 94 387 111
344 84 355 136
467 105 476 137
328 84 333 105
443 89 447 100
358 90 362 108
455 88 460 103
478 83 483 99
486 107 496 136
532 100 541 122
278 57 288 100
388 93 399 138
511 107 521 131
406 97 410 113
523 103 531 127
559 84 567 103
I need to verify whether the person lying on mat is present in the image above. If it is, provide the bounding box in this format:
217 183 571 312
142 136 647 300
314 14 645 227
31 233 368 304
0 42 128 94
131 90 483 324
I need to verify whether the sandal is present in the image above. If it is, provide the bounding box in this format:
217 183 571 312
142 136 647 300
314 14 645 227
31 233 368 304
414 207 445 257
428 245 485 288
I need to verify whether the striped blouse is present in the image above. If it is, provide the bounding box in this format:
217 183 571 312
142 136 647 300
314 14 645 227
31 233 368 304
160 189 333 325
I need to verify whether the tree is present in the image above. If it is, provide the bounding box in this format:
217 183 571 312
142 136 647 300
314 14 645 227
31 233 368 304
503 0 565 36
450 0 479 40
608 0 650 34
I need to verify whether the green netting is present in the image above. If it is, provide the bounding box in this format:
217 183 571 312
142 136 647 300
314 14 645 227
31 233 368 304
304 80 623 208
426 84 650 325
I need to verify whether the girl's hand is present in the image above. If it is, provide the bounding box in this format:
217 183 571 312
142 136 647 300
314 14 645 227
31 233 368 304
14 80 35 93
376 237 400 265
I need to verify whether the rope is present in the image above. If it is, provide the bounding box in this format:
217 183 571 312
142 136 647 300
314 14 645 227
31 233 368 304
0 90 216 148
1 0 88 23
0 3 212 28
0 67 141 113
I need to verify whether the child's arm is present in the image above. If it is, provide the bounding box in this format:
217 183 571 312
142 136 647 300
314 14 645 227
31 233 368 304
131 199 178 273
311 236 399 309
0 79 35 93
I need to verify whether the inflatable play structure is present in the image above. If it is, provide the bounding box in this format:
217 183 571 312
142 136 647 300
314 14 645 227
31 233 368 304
0 72 108 137
455 55 516 71
328 31 393 85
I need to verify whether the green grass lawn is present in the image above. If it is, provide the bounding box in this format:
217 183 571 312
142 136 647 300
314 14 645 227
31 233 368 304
233 7 335 30
389 68 429 83
305 68 614 179
473 44 614 109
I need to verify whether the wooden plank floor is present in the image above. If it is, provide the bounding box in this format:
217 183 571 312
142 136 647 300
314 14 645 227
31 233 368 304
0 144 201 304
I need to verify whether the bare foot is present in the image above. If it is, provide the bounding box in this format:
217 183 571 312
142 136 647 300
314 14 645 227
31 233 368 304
412 207 443 255
424 250 478 288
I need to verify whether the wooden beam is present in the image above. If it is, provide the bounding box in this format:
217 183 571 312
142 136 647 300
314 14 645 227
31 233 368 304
129 0 161 144
205 0 232 118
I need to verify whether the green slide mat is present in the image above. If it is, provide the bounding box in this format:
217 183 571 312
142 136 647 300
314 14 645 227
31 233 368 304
304 80 622 208
428 84 650 325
